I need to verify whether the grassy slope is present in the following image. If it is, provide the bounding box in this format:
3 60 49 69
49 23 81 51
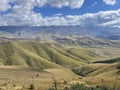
0 41 61 69
0 41 84 69
72 58 120 88
73 63 119 77
0 41 120 69
66 48 101 62
94 57 120 63
73 58 120 76
14 41 84 68
0 41 120 89
0 66 79 90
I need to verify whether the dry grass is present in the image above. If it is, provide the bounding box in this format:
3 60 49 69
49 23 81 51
0 66 80 90
74 62 120 89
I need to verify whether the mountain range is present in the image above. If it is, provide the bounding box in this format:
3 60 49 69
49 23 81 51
0 26 120 48
0 26 120 40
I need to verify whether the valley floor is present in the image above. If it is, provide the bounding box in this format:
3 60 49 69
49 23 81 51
0 66 80 90
0 63 120 90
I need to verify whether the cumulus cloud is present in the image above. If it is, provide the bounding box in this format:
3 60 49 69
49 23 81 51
96 9 120 28
35 0 47 7
1 9 120 28
0 0 120 29
0 0 85 25
47 0 84 9
0 0 85 26
103 0 117 5
0 0 84 12
0 0 11 12
10 0 85 9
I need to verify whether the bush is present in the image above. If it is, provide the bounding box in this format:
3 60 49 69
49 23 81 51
70 83 87 90
72 66 94 77
48 87 55 90
69 83 113 90
63 80 68 85
29 84 35 90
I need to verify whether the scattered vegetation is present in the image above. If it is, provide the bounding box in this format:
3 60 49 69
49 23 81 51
28 84 35 90
0 41 120 90
69 83 114 90
72 66 94 76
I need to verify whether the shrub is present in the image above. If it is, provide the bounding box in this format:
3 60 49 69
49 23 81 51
28 84 35 90
63 80 68 85
69 83 113 90
48 87 55 90
70 83 87 90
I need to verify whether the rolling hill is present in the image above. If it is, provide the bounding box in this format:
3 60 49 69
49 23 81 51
72 58 120 77
0 40 120 69
72 58 120 89
0 26 120 89
94 57 120 64
0 41 83 69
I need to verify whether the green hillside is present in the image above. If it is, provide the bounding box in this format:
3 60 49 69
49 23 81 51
0 41 61 69
72 58 120 89
72 57 120 77
0 41 83 69
0 41 120 89
0 41 120 69
94 57 120 64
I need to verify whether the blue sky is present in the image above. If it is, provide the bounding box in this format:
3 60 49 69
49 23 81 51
0 0 120 27
33 0 120 17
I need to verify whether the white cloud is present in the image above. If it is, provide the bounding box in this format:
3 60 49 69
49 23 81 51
0 0 11 12
96 9 120 28
53 13 62 17
10 0 85 9
98 19 120 27
0 0 85 12
0 0 85 26
103 0 117 5
47 0 84 9
0 8 120 28
0 0 120 29
35 0 47 7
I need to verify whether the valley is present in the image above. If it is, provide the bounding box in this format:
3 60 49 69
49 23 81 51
0 26 120 90
0 0 120 89
0 39 119 90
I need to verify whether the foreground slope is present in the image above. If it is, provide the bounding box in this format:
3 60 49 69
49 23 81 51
0 66 79 90
72 58 120 89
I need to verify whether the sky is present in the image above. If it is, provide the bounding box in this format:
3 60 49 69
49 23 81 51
0 0 120 28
